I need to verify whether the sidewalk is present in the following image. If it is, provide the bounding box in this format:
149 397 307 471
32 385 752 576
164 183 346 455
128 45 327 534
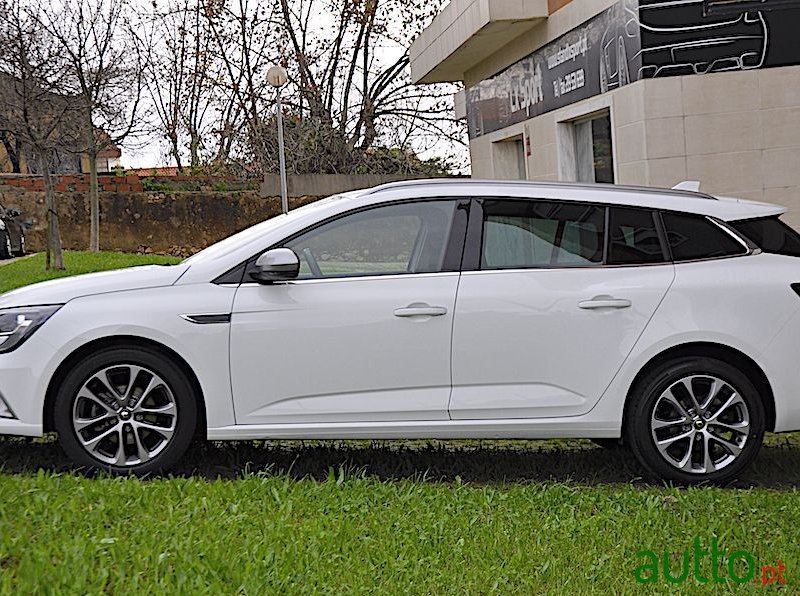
0 252 36 267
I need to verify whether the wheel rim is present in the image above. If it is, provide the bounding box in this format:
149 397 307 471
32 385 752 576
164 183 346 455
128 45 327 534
72 364 178 467
650 375 750 475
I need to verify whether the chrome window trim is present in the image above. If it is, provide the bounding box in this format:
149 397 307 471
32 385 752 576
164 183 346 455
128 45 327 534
236 271 461 288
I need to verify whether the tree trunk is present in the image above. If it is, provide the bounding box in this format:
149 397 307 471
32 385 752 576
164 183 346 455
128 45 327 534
169 131 184 174
39 151 65 271
189 133 200 170
88 148 100 252
86 121 100 252
0 133 21 173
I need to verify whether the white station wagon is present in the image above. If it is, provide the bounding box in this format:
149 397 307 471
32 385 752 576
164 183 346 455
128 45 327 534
2 179 800 483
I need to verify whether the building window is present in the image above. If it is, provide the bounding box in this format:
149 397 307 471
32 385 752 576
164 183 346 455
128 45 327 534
560 111 615 184
491 135 527 180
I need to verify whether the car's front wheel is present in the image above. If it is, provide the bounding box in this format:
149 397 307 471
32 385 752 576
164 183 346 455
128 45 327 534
54 346 197 474
626 357 765 484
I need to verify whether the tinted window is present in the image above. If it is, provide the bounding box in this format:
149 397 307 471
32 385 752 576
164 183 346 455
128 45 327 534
481 200 604 269
731 217 800 258
661 212 748 262
607 207 667 265
283 201 457 279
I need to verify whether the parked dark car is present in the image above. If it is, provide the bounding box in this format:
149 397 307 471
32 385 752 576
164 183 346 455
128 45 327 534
0 202 28 259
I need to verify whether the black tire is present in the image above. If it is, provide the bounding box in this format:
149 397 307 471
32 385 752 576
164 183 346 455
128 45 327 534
0 230 10 259
626 357 765 485
53 346 198 475
13 234 25 257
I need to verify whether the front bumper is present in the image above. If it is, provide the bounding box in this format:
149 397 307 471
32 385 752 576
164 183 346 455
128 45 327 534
0 333 56 437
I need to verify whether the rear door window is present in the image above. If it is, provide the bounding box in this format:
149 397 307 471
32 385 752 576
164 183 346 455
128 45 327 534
607 207 667 265
481 200 605 269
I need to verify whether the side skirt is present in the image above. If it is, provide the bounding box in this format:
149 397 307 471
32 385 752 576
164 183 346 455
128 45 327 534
207 418 621 441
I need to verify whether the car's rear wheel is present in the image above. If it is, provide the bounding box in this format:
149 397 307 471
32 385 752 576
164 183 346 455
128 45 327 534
0 230 10 259
626 357 765 484
54 346 197 475
14 234 25 257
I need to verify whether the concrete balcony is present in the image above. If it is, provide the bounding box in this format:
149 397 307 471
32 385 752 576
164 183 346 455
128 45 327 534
410 0 549 84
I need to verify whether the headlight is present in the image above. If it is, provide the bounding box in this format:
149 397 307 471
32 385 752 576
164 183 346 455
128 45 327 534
0 305 62 353
0 220 6 231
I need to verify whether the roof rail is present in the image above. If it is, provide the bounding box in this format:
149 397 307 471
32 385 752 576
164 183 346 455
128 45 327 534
362 178 718 201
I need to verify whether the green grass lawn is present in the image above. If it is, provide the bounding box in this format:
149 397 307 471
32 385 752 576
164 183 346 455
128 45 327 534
0 251 181 294
0 467 797 594
0 252 799 593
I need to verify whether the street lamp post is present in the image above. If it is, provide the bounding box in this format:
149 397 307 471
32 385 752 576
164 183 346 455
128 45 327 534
267 66 289 214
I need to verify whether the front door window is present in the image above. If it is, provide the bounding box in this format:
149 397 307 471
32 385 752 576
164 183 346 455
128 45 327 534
283 201 458 278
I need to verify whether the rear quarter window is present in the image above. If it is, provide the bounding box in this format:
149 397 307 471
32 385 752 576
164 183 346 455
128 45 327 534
731 217 800 258
661 212 748 262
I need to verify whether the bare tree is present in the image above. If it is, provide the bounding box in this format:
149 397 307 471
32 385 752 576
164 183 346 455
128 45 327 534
203 0 278 171
40 0 143 252
272 0 464 166
137 0 463 176
140 0 225 172
0 0 83 270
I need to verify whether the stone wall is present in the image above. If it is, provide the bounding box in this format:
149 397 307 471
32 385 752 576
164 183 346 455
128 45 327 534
0 185 320 254
1 173 145 193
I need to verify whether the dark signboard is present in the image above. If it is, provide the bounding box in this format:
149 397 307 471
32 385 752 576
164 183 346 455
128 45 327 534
639 0 800 77
466 0 642 139
466 0 800 139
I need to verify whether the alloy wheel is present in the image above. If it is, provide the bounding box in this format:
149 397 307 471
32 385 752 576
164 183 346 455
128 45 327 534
650 375 750 474
71 364 178 467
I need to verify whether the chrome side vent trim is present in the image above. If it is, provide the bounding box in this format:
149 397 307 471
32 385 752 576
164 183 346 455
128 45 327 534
180 314 232 325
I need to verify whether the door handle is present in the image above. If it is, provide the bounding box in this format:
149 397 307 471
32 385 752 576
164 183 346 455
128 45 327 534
393 303 448 317
578 296 632 310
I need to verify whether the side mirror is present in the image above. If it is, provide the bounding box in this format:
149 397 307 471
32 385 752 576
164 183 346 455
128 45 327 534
7 208 20 217
251 248 300 284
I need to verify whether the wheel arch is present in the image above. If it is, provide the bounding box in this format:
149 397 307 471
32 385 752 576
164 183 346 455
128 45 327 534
623 342 776 433
43 335 207 438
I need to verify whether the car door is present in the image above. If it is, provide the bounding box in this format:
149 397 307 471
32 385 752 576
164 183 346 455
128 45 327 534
449 199 675 420
229 199 467 424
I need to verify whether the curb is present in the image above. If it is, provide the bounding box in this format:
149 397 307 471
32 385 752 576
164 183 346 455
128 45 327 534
0 252 38 267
